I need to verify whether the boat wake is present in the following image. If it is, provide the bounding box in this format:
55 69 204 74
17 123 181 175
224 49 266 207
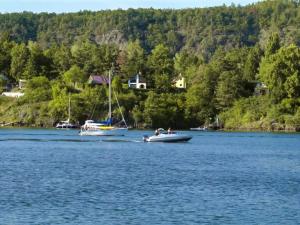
0 138 99 143
102 139 142 143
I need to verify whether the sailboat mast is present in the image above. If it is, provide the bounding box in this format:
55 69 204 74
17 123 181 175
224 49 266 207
68 93 71 122
108 68 112 122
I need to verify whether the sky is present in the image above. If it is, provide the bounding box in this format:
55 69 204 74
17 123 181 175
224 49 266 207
0 0 261 13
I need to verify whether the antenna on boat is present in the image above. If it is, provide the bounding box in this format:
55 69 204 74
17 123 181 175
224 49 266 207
68 93 71 123
113 90 128 128
108 66 112 124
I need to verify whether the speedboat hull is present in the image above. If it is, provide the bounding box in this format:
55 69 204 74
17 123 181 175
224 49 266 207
143 133 192 142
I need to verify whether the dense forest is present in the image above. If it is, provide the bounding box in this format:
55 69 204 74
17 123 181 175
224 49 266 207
0 0 300 131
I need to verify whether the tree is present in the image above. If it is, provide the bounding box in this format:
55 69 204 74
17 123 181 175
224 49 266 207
0 74 8 92
174 50 201 85
215 71 243 110
209 48 252 111
265 32 281 57
144 91 185 128
147 44 174 90
112 76 123 93
71 41 95 74
243 45 263 81
132 105 144 128
10 43 29 81
23 76 52 103
0 40 14 77
259 44 300 102
120 40 145 79
185 65 217 125
63 65 86 88
23 41 48 79
174 50 200 75
45 44 73 76
92 44 120 74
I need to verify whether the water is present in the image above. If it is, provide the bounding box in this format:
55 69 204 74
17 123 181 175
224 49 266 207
0 129 299 225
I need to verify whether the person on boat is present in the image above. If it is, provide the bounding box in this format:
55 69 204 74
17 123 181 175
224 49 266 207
155 129 159 136
168 128 173 134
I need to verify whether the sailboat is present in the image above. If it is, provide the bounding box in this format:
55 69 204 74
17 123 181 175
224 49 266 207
79 69 128 136
56 94 78 129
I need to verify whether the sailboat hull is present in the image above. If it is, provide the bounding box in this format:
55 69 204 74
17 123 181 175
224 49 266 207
79 68 128 136
56 125 78 129
79 127 128 136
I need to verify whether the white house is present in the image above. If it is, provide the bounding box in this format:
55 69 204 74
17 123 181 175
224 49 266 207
19 79 27 89
172 74 187 89
2 92 24 98
128 73 147 89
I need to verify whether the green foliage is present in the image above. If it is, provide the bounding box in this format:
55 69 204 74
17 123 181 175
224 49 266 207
243 45 263 81
0 40 14 76
144 91 185 128
148 44 174 90
10 43 29 80
220 96 270 130
185 65 217 125
265 32 281 57
285 106 300 128
112 76 123 93
45 44 72 76
1 2 300 130
259 44 300 102
23 76 51 103
148 44 173 75
120 40 145 78
0 74 8 92
63 65 86 88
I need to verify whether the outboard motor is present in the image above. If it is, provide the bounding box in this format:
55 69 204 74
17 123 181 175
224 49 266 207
143 135 149 142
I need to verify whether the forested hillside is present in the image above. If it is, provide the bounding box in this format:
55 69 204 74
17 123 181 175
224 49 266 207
0 0 300 130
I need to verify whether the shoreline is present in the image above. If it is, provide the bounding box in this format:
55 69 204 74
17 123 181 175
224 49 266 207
1 125 299 133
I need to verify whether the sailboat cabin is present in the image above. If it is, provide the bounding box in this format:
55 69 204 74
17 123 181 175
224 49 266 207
128 73 147 89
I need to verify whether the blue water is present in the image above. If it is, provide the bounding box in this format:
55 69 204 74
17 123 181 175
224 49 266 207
0 129 299 225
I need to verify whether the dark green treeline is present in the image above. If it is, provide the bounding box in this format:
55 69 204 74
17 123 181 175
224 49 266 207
0 0 300 130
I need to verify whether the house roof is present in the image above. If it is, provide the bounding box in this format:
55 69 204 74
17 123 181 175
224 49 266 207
172 75 185 83
89 75 109 84
138 76 146 83
129 74 146 83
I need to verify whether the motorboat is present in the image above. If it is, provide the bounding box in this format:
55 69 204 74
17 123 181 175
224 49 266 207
143 128 192 142
190 126 208 131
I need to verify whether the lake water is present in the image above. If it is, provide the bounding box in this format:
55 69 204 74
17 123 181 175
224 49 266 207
0 129 299 225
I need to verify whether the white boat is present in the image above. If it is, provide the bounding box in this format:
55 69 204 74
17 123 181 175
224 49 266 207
143 128 192 142
56 120 78 129
190 126 208 131
79 68 128 136
79 126 128 136
79 120 127 136
56 94 78 129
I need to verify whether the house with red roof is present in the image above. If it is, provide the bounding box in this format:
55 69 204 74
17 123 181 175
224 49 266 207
88 75 109 85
